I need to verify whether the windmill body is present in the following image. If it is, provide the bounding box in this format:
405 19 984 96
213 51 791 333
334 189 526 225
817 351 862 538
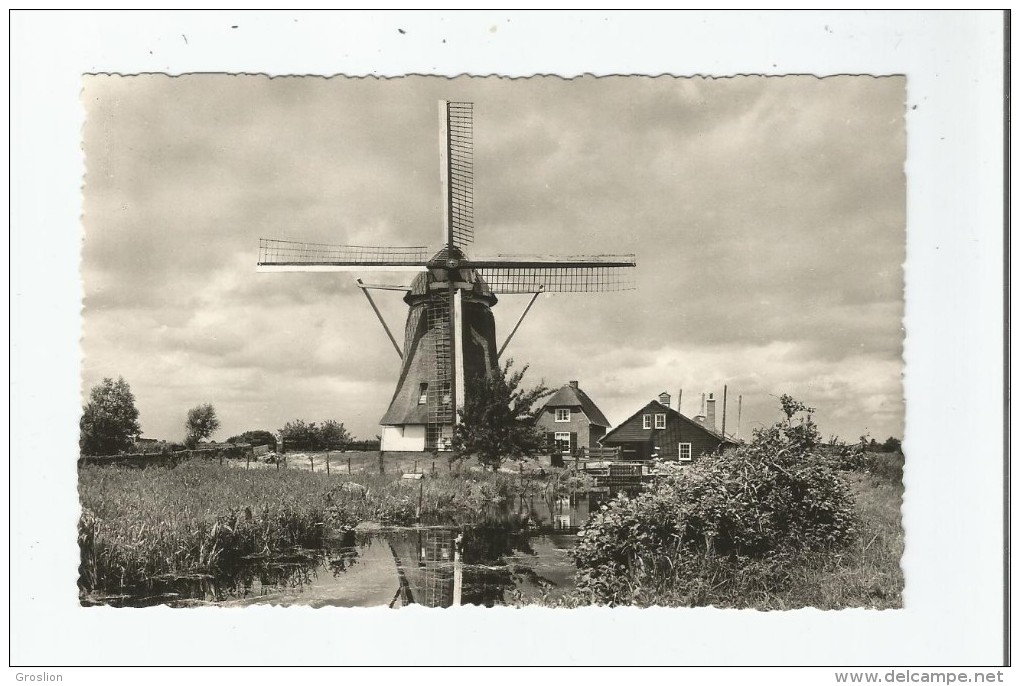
257 102 636 452
379 247 500 451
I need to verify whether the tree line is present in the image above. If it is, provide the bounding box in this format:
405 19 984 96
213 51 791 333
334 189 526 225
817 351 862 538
78 377 359 457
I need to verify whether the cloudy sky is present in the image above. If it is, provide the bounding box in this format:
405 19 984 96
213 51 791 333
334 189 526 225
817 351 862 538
81 74 905 444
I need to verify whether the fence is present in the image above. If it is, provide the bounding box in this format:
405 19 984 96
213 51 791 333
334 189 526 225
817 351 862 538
580 446 622 461
78 443 254 468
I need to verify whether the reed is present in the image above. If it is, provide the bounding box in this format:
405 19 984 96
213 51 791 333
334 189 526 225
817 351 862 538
78 459 568 598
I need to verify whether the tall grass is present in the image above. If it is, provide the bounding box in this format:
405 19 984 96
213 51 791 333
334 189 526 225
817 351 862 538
78 461 362 596
78 459 571 600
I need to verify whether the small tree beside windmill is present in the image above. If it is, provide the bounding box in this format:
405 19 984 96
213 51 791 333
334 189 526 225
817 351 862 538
451 360 551 471
257 101 637 453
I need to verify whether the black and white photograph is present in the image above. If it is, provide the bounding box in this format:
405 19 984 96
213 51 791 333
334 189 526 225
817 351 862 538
9 10 1007 670
77 74 906 610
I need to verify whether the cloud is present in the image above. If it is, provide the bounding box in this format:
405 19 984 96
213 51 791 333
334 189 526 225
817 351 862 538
80 74 906 442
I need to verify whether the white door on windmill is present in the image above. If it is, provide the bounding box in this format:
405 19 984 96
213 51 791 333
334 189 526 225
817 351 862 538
256 100 637 452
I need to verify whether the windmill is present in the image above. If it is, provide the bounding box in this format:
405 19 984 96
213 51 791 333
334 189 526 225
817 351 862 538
257 101 636 452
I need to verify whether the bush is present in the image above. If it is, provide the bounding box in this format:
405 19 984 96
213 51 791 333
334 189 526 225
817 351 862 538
226 430 278 450
572 395 859 606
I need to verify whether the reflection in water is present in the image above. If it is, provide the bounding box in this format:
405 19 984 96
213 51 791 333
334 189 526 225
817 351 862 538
93 491 618 608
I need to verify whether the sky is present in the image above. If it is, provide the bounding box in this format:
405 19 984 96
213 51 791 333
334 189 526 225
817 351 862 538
80 74 906 444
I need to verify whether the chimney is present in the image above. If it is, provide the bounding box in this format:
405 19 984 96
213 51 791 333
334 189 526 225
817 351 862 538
658 391 671 408
569 380 579 390
706 393 717 432
695 393 706 424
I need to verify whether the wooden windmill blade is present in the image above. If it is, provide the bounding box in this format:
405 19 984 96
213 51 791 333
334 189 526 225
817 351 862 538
256 239 430 272
439 101 474 251
468 254 637 293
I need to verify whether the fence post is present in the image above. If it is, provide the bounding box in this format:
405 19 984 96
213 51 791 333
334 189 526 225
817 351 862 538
326 451 330 475
432 461 435 474
348 456 352 474
246 452 250 470
310 454 314 473
414 460 418 474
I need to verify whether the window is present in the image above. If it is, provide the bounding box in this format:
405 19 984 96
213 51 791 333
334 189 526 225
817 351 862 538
654 413 666 429
678 443 693 462
418 383 428 405
643 414 652 430
554 432 571 454
554 408 571 422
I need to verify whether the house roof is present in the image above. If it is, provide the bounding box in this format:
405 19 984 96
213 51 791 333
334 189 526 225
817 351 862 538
541 383 612 428
601 399 739 445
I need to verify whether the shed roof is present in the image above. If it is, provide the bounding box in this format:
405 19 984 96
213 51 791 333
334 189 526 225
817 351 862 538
541 383 612 428
601 400 738 445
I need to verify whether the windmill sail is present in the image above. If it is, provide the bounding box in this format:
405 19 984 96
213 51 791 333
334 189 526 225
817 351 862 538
257 239 429 271
441 101 474 250
470 254 637 293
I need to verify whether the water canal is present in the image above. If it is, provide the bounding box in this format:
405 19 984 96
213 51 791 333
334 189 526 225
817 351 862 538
87 492 613 608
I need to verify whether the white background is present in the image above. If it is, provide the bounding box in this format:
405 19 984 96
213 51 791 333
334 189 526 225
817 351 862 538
8 10 1009 670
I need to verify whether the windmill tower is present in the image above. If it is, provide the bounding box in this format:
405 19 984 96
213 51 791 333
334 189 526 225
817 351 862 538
257 102 636 452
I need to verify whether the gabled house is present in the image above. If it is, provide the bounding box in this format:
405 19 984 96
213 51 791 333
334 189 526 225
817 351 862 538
600 391 738 462
535 380 612 456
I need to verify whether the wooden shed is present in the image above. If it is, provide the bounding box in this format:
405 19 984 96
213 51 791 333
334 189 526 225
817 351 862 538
600 397 738 462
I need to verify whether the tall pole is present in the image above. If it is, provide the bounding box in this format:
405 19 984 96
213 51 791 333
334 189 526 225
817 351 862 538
737 395 743 440
721 385 728 440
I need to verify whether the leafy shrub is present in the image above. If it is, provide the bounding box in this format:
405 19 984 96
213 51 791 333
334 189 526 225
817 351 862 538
862 450 904 485
278 419 353 451
227 430 277 450
572 395 859 606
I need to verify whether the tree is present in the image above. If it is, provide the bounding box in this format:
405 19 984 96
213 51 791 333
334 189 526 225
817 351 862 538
318 420 352 451
452 359 551 470
80 377 142 456
185 404 220 448
280 419 318 450
881 436 902 453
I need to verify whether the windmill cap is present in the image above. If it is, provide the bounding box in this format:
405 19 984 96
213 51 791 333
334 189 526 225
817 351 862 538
404 247 497 307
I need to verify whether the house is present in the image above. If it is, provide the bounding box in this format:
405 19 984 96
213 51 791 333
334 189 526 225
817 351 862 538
535 380 612 456
600 391 738 462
